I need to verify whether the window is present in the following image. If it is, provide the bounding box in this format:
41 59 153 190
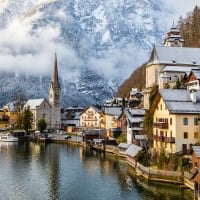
194 118 198 126
194 132 199 139
184 132 188 139
182 144 187 153
170 118 172 125
183 118 188 125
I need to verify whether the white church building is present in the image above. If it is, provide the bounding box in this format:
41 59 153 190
24 53 61 131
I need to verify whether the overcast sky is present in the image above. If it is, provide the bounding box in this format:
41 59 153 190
0 0 198 80
163 0 197 22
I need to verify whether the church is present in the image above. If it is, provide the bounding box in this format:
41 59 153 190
24 53 61 131
143 23 200 109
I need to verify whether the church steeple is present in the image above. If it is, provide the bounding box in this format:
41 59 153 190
51 52 60 88
49 52 61 130
163 21 184 47
49 52 61 108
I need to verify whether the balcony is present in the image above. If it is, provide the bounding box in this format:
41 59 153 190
153 135 175 143
153 122 168 129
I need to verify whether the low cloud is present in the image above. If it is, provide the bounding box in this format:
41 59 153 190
0 13 81 76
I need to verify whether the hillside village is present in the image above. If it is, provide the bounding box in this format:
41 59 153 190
2 23 200 198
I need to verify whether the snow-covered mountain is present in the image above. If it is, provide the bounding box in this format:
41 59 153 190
0 0 172 107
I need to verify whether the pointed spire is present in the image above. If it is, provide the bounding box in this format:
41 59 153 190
52 52 60 88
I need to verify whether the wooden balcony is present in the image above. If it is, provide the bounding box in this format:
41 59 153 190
153 135 175 143
153 122 168 129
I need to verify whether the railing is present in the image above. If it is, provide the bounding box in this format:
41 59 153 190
136 162 182 182
153 135 175 143
153 122 168 129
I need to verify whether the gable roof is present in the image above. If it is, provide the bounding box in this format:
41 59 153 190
148 46 200 66
159 89 200 114
125 144 142 157
103 106 123 116
24 99 46 109
187 69 200 81
80 105 101 115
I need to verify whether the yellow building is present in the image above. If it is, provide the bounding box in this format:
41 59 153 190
0 104 19 130
101 106 123 138
150 89 200 154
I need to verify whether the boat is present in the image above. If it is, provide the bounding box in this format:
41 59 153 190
0 134 19 142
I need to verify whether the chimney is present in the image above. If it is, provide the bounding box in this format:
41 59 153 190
190 90 197 103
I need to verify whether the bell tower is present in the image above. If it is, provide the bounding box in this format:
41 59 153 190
49 52 61 130
163 21 184 47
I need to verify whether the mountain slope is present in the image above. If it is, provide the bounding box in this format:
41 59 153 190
0 0 170 107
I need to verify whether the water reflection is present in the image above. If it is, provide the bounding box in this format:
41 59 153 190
0 142 193 200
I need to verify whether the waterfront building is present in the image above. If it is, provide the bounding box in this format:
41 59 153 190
150 89 200 153
191 146 200 200
79 105 102 129
24 98 51 130
61 106 84 132
101 106 123 138
123 108 148 149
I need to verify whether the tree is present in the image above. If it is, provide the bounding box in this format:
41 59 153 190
21 106 33 133
37 118 47 133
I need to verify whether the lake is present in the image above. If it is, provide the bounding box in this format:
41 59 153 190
0 141 193 200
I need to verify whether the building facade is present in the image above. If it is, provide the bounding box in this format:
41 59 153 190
151 89 200 153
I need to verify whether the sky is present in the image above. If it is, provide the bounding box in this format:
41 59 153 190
164 0 198 23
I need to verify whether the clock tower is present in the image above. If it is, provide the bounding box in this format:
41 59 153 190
49 52 61 130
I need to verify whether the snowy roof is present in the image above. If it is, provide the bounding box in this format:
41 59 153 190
118 143 131 149
103 106 123 116
124 108 145 124
125 144 142 157
162 66 197 73
24 99 45 109
61 111 81 120
125 108 145 117
192 146 200 158
128 117 144 123
135 135 146 140
149 46 200 66
159 89 200 114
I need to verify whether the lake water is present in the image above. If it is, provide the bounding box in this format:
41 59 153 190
0 141 193 200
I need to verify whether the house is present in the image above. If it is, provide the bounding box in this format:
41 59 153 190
129 88 144 108
191 146 200 200
150 89 200 154
0 108 10 130
124 108 148 149
143 23 200 109
79 105 102 129
187 69 200 91
0 102 20 130
191 146 200 170
61 106 84 132
126 144 143 168
101 106 123 138
24 99 51 131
